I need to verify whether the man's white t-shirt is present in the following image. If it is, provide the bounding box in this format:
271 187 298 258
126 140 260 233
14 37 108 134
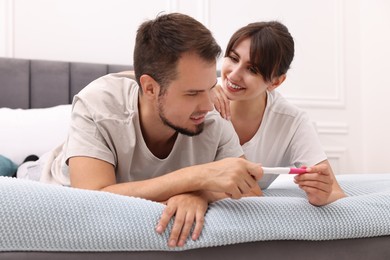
42 73 243 186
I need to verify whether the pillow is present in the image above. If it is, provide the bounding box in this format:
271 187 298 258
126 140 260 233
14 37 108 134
0 154 18 176
0 105 72 165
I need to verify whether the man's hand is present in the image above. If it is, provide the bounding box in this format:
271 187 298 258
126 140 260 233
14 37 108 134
156 192 208 247
294 161 346 206
197 158 263 199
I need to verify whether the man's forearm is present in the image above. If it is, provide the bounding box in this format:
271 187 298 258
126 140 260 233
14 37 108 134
101 166 201 201
200 188 263 203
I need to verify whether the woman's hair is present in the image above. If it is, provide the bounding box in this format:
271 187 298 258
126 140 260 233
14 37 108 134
134 13 222 93
225 21 294 82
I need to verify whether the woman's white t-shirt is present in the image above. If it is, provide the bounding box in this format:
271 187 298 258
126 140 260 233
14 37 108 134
243 90 327 188
243 90 326 167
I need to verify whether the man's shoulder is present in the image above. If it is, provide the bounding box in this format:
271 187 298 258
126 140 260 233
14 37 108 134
80 73 138 95
204 109 229 127
74 73 139 118
203 109 237 138
203 110 243 158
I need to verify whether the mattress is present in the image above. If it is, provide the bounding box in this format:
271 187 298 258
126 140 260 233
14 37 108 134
1 174 390 260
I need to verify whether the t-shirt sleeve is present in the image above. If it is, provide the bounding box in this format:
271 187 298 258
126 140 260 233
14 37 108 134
214 117 244 160
288 114 327 167
64 98 116 166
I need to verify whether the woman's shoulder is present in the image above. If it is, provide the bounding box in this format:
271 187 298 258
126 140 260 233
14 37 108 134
267 90 305 119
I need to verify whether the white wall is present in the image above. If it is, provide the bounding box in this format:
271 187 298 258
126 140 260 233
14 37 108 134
1 0 389 174
360 0 390 173
0 0 12 56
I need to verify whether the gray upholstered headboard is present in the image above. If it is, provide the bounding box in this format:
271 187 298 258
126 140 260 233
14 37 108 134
0 57 133 109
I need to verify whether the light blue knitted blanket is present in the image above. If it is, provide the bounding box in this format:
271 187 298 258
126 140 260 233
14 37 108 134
1 174 390 252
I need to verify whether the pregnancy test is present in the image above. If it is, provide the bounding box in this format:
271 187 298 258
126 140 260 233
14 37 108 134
262 167 307 175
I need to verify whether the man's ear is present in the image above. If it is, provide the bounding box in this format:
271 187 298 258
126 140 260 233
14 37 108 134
267 74 286 91
140 74 160 98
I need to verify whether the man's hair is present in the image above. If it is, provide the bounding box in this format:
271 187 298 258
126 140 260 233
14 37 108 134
225 21 294 82
134 13 222 93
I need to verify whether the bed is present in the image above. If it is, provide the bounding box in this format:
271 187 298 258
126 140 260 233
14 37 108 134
1 57 390 260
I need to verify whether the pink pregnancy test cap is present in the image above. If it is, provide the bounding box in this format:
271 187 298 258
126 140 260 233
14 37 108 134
290 168 307 174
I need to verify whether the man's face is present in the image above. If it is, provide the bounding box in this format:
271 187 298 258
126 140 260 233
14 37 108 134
157 53 217 136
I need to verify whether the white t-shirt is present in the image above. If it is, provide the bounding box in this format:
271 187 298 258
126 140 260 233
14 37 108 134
243 90 326 167
42 73 243 186
244 90 327 189
215 78 327 188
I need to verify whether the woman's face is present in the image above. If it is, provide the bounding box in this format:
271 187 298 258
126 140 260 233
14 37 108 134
221 37 272 101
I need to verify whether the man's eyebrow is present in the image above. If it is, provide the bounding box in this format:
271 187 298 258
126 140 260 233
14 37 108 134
186 80 218 92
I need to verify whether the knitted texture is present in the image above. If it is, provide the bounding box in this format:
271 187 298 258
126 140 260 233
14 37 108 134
1 174 390 252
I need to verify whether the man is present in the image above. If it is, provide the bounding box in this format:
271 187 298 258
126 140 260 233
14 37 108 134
38 13 263 247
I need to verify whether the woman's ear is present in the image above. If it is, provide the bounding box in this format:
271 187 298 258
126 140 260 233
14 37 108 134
267 74 286 91
140 75 160 98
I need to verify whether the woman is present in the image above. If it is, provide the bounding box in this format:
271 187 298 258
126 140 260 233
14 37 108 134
213 21 346 206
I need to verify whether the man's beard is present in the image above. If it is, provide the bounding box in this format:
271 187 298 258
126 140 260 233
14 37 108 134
158 98 204 136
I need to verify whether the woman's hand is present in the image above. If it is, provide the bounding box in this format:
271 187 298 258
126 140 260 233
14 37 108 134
294 161 346 206
212 84 231 120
